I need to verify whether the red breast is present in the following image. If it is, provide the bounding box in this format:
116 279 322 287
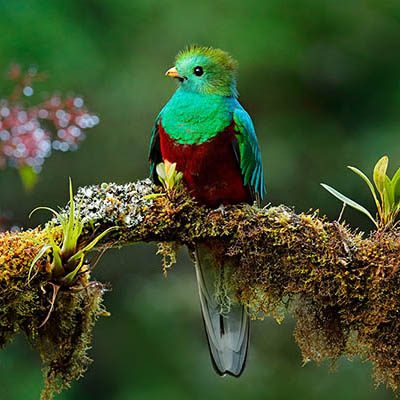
159 120 251 208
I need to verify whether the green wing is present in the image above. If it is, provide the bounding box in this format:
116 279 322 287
233 106 265 204
148 112 162 182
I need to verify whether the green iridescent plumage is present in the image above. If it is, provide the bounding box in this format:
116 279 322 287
161 92 233 144
149 45 264 199
175 45 238 97
233 108 264 195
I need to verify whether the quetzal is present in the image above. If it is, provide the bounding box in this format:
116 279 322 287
149 46 264 377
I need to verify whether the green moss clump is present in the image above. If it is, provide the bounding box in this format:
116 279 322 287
0 227 108 400
213 206 400 392
157 241 180 276
38 281 108 400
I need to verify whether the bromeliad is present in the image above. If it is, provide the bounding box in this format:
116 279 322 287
149 46 264 377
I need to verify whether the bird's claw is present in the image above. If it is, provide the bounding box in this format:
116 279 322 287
208 204 226 217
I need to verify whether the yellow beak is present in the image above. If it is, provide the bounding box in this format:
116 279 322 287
165 66 183 79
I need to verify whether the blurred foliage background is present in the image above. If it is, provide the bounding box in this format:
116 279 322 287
1 0 399 398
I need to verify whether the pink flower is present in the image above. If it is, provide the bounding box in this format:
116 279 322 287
0 65 99 174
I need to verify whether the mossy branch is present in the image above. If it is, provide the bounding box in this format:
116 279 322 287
1 178 400 397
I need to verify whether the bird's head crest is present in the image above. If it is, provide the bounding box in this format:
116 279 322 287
167 46 238 97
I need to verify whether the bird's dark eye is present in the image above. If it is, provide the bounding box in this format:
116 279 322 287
193 66 204 76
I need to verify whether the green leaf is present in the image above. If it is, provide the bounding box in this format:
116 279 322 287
156 163 166 180
62 254 85 285
383 176 394 222
321 183 378 228
61 178 81 257
67 226 118 264
28 244 51 283
392 167 400 183
166 163 177 188
167 162 176 177
29 206 67 231
29 206 59 220
384 176 394 211
392 167 400 206
18 166 38 192
49 234 64 276
142 193 165 199
348 166 381 213
373 155 389 196
64 178 75 252
175 171 183 183
72 198 84 243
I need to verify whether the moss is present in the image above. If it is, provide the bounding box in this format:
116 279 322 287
0 226 107 400
223 208 400 392
157 241 180 276
2 180 400 395
38 281 107 400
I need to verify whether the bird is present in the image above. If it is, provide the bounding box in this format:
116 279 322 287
149 46 264 377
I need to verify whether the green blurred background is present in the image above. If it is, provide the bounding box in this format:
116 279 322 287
1 0 399 398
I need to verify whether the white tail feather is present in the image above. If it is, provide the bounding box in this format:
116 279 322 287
194 243 249 377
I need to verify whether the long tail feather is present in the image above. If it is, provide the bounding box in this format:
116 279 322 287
194 243 249 377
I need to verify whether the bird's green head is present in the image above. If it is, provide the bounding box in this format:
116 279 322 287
166 46 238 97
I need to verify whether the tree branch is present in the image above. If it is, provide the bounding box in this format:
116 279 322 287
1 178 400 397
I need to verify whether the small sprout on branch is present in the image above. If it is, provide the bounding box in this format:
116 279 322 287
156 160 183 190
29 178 117 285
143 161 184 199
321 155 400 229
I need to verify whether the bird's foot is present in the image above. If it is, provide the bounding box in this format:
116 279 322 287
208 204 226 217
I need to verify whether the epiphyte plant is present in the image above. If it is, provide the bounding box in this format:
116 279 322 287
142 161 183 201
321 155 400 229
156 160 183 191
29 178 117 286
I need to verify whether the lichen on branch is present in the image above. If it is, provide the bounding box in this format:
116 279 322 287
1 178 400 397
